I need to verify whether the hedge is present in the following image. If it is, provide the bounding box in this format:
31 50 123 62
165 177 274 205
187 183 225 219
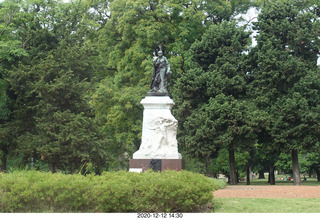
0 170 223 212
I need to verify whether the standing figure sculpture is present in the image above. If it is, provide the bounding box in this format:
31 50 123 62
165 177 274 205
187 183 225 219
147 50 172 96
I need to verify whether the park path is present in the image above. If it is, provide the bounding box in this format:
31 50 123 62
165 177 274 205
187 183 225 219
214 185 320 198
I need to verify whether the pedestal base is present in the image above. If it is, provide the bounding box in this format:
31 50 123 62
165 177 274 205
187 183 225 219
133 96 181 159
129 159 184 172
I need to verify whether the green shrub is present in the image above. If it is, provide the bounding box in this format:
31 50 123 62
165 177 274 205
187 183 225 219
208 178 227 190
0 170 219 212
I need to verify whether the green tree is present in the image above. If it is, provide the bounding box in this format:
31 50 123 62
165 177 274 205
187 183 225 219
250 0 320 185
0 0 29 172
173 21 255 184
210 145 250 181
304 150 320 181
8 40 109 173
90 0 251 168
0 0 259 172
3 0 110 172
0 80 10 121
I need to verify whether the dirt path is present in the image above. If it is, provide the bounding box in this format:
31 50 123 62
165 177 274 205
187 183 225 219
214 185 320 198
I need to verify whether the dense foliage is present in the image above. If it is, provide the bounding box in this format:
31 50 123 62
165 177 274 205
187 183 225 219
0 170 222 212
0 0 320 186
249 0 320 185
173 20 257 184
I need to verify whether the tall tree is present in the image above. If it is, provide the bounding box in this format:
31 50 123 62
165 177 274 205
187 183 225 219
0 0 29 171
250 0 320 185
4 0 110 172
8 40 110 172
304 149 320 181
173 21 255 184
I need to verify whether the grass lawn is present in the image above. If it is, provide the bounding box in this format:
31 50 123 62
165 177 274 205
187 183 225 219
212 175 320 213
213 198 320 213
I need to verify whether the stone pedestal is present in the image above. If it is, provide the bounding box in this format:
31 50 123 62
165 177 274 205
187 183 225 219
129 159 184 172
130 96 183 172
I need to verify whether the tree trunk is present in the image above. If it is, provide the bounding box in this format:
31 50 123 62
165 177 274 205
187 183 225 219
258 170 265 179
205 157 212 177
50 162 56 173
228 145 237 185
236 171 239 183
0 153 7 172
316 168 320 182
269 163 275 185
292 149 301 185
246 164 250 185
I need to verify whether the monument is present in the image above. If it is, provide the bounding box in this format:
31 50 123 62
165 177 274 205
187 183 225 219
129 50 183 172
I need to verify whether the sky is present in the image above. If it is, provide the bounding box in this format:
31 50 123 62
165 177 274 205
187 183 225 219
237 7 259 47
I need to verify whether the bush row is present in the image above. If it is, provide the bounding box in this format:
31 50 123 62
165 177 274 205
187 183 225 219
0 170 223 212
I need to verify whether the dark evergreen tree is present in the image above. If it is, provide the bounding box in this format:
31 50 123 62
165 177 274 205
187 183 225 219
250 0 320 185
3 0 109 173
173 21 256 184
